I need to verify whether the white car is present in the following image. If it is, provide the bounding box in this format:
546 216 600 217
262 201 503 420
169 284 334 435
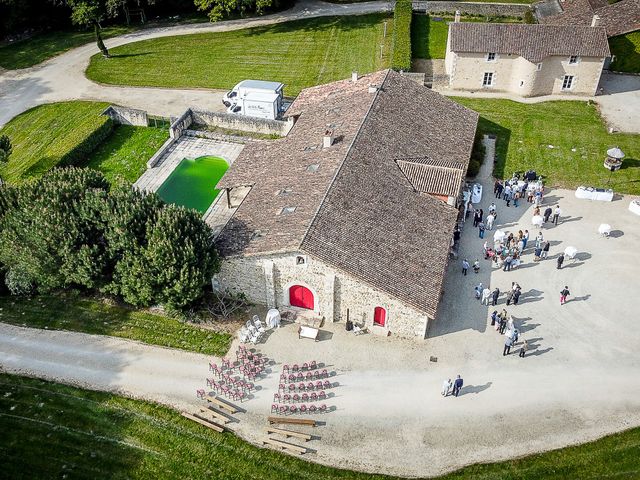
471 183 483 204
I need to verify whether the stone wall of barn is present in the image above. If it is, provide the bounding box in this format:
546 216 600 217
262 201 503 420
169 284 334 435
214 251 431 339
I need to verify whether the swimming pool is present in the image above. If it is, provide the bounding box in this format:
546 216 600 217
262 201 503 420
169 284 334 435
156 156 229 213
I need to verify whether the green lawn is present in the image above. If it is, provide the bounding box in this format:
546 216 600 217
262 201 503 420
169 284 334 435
609 31 640 73
0 294 231 356
86 14 394 96
0 101 110 183
411 14 449 59
2 374 640 479
0 26 133 70
454 98 640 195
81 125 168 184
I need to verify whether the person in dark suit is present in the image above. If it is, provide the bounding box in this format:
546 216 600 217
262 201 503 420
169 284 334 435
491 287 500 306
452 375 464 397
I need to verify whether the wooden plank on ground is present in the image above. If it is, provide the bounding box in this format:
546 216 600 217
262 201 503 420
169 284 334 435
200 406 233 424
192 412 228 432
267 416 317 427
266 426 312 441
262 437 307 455
181 412 224 433
206 394 239 413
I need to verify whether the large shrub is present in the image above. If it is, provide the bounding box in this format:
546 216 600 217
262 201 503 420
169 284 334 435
0 167 219 309
391 0 412 71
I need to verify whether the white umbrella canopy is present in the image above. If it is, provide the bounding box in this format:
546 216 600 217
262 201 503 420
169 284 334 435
564 246 578 258
606 147 625 159
532 215 544 227
494 230 506 242
598 223 612 235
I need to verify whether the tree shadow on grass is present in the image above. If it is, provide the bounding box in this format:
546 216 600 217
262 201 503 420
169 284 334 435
475 116 511 180
243 13 389 37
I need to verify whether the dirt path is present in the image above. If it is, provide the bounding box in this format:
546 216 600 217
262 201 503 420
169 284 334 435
0 0 392 127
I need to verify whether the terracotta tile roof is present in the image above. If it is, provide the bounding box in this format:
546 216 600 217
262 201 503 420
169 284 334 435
449 23 611 62
541 0 640 37
396 158 465 197
216 70 478 316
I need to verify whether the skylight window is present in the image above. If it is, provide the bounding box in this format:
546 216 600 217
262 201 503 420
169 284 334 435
307 164 319 172
280 206 296 215
278 187 292 196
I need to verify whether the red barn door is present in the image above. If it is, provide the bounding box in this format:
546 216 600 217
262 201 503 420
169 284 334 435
289 285 314 310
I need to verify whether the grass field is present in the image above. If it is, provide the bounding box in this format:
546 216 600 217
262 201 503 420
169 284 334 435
2 374 640 479
454 98 640 194
86 14 394 96
0 26 133 70
0 101 110 182
609 31 640 73
81 125 168 184
0 294 231 356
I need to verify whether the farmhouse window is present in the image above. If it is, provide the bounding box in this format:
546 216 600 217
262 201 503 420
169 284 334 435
482 72 494 87
486 52 496 62
562 75 574 90
536 63 542 71
568 55 579 65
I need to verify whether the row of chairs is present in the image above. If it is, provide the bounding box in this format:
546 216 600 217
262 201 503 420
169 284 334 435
207 376 254 392
282 361 318 373
280 369 328 383
271 403 328 415
278 381 332 393
206 380 249 402
273 391 327 403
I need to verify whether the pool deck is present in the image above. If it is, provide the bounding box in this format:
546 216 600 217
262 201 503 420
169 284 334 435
133 136 245 193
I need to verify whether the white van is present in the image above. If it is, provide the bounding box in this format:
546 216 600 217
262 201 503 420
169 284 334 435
227 91 281 120
222 80 284 107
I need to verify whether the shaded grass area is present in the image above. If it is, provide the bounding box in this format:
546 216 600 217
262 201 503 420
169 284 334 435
454 98 640 194
2 374 640 479
86 14 394 96
0 101 109 183
0 294 231 356
0 26 133 70
609 31 640 73
80 125 168 184
411 14 448 59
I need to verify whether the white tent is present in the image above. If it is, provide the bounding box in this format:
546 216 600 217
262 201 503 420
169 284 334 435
564 246 578 259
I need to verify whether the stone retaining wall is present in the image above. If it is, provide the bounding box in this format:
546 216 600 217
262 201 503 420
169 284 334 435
102 105 148 126
413 1 530 16
169 109 193 139
185 129 252 144
146 137 176 169
191 109 294 136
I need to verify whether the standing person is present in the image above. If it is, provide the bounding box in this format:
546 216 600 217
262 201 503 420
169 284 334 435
490 310 498 326
491 287 500 306
506 289 514 306
494 180 501 196
503 336 514 356
541 240 550 259
442 378 452 396
553 205 562 225
453 227 461 245
513 288 521 305
535 232 544 249
560 286 571 305
489 202 497 214
486 213 495 231
462 259 470 275
543 206 553 223
557 253 565 270
478 209 484 223
499 310 508 334
522 230 530 250
503 254 513 271
473 259 481 274
503 184 511 202
473 210 480 227
495 182 503 199
534 245 542 261
505 190 512 207
452 375 464 397
514 191 520 208
519 340 528 358
482 287 492 305
478 221 485 239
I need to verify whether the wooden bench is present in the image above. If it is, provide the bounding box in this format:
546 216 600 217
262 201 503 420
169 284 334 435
206 394 239 414
199 407 233 424
262 437 307 455
266 426 313 442
267 416 317 427
181 412 225 433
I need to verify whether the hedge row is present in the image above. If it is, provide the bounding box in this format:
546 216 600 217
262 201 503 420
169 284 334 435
391 0 412 71
59 118 114 169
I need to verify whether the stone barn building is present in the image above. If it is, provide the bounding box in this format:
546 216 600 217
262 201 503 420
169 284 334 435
213 70 478 338
443 22 610 97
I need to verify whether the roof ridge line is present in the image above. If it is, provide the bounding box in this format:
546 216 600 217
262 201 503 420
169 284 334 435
298 69 392 249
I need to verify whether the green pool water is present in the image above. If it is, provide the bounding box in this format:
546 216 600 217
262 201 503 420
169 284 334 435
156 156 229 213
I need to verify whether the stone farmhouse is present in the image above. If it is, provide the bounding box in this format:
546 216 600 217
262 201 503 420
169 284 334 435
213 70 478 339
443 22 611 97
540 0 640 37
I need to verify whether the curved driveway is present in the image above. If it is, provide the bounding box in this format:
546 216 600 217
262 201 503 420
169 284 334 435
0 0 392 127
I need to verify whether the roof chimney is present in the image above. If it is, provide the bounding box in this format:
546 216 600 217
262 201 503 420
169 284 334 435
368 84 379 94
454 10 461 23
351 72 358 83
323 129 334 148
591 14 600 27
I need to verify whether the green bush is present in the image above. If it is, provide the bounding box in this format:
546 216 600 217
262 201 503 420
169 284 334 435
467 159 481 177
391 0 412 71
524 10 535 24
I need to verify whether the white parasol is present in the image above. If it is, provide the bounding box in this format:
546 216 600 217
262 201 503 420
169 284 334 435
564 246 578 259
598 224 612 236
493 230 506 242
532 215 544 227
